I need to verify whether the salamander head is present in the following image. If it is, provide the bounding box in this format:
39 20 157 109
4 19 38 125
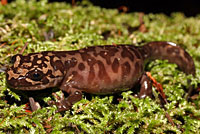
6 52 65 90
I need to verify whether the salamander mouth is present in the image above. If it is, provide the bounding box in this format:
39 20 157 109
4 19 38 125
6 77 63 91
6 82 51 90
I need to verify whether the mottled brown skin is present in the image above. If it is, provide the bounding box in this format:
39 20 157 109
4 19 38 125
6 41 196 112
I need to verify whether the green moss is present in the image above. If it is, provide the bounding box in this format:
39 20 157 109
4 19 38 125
0 0 200 133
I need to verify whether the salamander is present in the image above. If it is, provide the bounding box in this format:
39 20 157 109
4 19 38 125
6 41 196 112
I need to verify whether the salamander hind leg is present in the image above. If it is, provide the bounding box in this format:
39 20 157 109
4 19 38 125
49 87 82 112
138 73 153 99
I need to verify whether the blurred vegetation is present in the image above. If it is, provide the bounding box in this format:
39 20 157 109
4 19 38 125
0 0 200 133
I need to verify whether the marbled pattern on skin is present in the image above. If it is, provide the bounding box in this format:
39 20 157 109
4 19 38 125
6 41 196 112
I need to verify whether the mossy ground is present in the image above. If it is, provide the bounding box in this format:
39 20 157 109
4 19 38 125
0 0 200 133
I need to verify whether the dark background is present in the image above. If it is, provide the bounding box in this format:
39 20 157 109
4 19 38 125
6 0 200 16
90 0 200 16
51 0 200 16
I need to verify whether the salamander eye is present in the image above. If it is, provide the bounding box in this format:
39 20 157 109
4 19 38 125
30 71 43 81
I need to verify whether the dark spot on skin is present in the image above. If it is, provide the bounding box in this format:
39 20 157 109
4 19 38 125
173 47 180 54
112 58 119 73
161 44 168 49
173 52 195 75
97 60 105 79
174 55 186 71
166 47 174 54
41 51 49 56
184 51 192 62
88 66 95 82
31 55 43 67
65 61 70 69
12 67 18 74
46 70 55 78
85 47 96 52
33 55 39 61
43 62 48 68
87 58 96 66
42 77 49 84
67 51 76 56
107 47 119 56
97 60 111 83
54 52 67 58
99 47 118 65
121 61 131 78
85 47 98 57
99 51 111 65
51 59 65 72
40 55 49 62
129 47 141 59
134 61 140 75
78 63 85 71
12 55 23 67
34 63 43 69
65 57 77 69
121 47 134 61
139 45 152 59
22 56 30 63
80 52 89 61
80 52 96 66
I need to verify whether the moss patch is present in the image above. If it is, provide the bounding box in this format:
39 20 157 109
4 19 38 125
0 0 200 133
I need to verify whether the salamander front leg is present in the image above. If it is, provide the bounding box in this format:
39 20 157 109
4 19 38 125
49 87 82 112
29 97 41 111
138 74 153 98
